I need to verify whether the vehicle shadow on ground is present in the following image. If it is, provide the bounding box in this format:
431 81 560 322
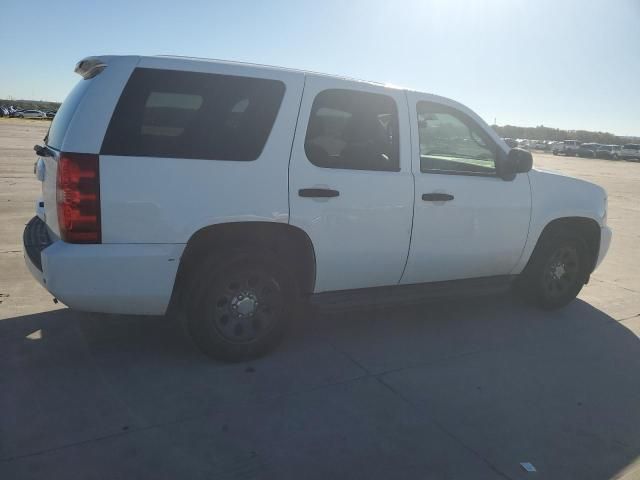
2 295 640 479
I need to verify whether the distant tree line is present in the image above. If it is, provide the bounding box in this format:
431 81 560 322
491 124 639 145
2 98 638 145
0 99 61 111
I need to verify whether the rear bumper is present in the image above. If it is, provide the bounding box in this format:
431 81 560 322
23 216 184 315
594 226 612 270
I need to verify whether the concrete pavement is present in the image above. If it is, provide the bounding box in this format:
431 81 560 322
1 119 639 479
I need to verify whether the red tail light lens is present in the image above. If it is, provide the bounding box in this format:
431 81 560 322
56 153 101 243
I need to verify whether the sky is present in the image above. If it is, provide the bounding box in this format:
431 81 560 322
2 0 639 136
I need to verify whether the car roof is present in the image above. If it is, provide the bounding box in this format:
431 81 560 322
94 54 465 106
80 54 500 145
154 54 387 86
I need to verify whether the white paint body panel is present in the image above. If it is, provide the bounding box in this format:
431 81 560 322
597 226 612 269
402 92 531 284
288 75 414 292
27 240 184 315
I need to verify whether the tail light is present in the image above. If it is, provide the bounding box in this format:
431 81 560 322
56 153 101 243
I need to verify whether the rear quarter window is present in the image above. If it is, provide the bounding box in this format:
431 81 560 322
46 79 93 149
100 68 285 161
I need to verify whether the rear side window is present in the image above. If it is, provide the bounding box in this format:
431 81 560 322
304 89 400 172
46 78 93 149
101 68 285 161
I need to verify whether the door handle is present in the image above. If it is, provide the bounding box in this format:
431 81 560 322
299 188 340 198
422 193 454 202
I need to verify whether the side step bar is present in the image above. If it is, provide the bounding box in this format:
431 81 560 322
310 275 516 311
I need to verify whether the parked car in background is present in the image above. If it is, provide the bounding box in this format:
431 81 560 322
577 143 602 158
547 141 561 151
552 140 580 156
502 138 518 148
44 111 57 119
24 54 612 361
596 145 621 160
16 109 47 119
620 144 640 161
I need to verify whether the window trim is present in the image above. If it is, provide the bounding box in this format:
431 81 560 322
416 100 503 177
303 88 402 173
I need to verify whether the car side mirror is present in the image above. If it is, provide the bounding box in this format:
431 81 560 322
500 147 532 180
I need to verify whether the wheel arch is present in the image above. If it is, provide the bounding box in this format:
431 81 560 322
169 221 317 310
525 216 601 277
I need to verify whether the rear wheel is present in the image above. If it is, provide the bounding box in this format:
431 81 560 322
185 250 295 362
517 232 588 309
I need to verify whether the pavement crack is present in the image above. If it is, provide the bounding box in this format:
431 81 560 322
375 375 515 480
0 429 140 463
590 276 640 294
619 313 640 323
323 336 371 376
0 372 372 465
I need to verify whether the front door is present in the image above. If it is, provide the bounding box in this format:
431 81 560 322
401 93 531 284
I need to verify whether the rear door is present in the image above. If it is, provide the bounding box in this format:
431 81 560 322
289 76 414 292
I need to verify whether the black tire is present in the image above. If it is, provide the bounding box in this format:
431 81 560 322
184 250 296 362
517 231 588 310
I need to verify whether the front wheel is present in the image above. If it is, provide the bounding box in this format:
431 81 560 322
185 250 296 362
517 233 588 309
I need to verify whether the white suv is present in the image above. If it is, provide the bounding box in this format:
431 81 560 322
620 144 640 161
24 55 612 361
552 140 580 156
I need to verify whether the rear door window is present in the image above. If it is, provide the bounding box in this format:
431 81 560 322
101 68 285 161
304 89 400 172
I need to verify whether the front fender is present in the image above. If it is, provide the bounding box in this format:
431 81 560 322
511 168 607 274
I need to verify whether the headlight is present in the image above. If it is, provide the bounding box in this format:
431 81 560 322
602 196 608 225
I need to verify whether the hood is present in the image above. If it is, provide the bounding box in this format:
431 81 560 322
531 167 606 196
528 168 607 226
